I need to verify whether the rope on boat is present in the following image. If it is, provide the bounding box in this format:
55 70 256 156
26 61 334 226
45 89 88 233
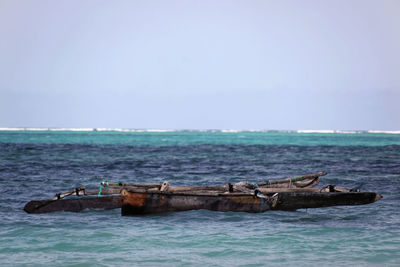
99 181 109 196
101 181 110 187
271 193 279 208
255 189 270 212
160 181 170 191
255 189 279 211
98 185 103 196
99 180 123 195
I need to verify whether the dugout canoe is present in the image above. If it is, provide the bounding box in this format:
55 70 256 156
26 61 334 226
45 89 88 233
24 185 381 214
23 172 324 214
120 187 382 216
24 172 373 214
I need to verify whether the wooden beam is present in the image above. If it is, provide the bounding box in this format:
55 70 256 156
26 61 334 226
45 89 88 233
257 172 326 186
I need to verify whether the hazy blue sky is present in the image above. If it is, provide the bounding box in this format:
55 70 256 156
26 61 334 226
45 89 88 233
1 0 399 130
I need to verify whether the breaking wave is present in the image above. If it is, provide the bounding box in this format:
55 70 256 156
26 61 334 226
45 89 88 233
0 127 399 134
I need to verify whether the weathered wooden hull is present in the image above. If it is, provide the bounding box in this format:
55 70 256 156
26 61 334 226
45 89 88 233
24 191 381 215
23 170 380 215
121 189 381 216
271 192 381 211
121 190 272 215
24 196 121 214
23 172 326 214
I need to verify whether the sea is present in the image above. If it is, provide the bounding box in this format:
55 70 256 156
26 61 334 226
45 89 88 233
0 129 399 266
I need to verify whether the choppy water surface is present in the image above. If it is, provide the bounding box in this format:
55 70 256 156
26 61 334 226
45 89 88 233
0 131 399 266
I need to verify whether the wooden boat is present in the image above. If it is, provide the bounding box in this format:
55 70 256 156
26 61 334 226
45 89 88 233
120 185 381 215
24 173 323 214
24 172 381 214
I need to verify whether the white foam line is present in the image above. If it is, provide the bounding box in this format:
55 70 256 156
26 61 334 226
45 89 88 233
368 130 400 134
0 128 399 134
297 130 336 134
334 130 359 134
0 127 26 131
221 129 242 133
297 130 367 134
96 128 134 132
146 129 176 132
49 128 94 132
95 128 178 133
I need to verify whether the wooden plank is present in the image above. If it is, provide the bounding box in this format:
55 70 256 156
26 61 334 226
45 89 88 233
106 183 161 189
257 172 326 187
124 185 355 194
52 188 122 200
165 185 228 192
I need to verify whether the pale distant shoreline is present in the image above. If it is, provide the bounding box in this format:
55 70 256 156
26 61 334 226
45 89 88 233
0 127 399 134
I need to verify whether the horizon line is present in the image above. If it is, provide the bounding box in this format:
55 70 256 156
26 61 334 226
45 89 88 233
0 127 399 134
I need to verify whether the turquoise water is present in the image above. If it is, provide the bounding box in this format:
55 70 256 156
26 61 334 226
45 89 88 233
0 130 399 266
1 130 400 146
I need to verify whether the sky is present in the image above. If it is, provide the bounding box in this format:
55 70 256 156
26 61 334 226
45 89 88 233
0 0 399 130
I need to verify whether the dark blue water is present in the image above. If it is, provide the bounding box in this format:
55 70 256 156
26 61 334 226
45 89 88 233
0 131 399 266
